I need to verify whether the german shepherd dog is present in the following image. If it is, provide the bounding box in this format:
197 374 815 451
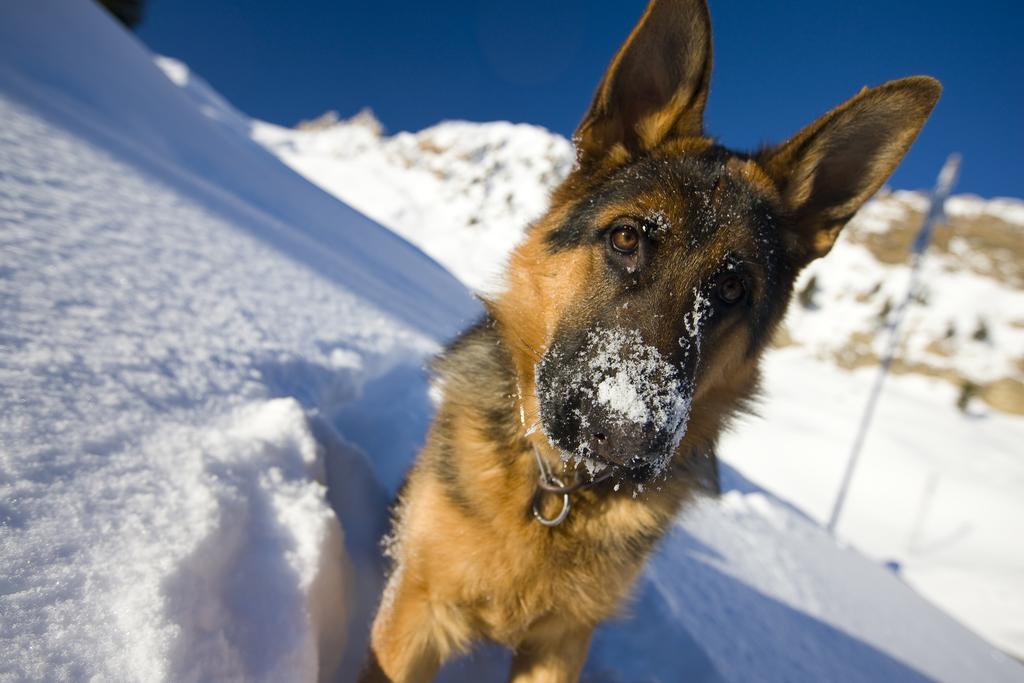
361 0 939 679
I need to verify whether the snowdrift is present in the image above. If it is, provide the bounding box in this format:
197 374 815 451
1 1 471 679
1 2 1021 681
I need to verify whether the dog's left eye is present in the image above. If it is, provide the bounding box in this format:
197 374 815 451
609 226 640 254
718 276 746 305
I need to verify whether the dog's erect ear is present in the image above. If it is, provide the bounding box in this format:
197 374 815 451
761 76 941 263
575 0 712 163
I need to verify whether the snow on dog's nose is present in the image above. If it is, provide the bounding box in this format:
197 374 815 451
536 327 693 476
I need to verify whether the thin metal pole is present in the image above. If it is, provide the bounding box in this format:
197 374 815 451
826 154 961 536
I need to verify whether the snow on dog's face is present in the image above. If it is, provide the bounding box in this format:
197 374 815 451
537 326 694 476
523 151 797 481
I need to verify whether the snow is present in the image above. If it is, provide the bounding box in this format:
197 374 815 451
250 105 574 294
597 372 653 424
0 92 349 681
2 1 1023 680
586 328 693 458
720 350 1024 660
787 231 1024 384
587 477 1022 683
946 194 1024 225
682 286 713 356
1 2 469 680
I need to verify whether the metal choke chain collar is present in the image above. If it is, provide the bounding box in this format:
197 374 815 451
531 445 613 527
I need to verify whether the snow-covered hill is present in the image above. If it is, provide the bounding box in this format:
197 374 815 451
243 106 1024 657
252 113 571 295
2 1 1022 680
0 2 471 679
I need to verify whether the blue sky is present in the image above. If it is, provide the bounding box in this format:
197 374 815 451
137 0 1023 197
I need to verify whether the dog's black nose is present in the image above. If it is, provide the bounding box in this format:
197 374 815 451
588 430 649 468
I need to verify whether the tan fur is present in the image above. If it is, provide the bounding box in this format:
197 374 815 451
360 1 938 680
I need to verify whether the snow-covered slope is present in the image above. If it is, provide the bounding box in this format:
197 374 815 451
1 2 472 680
2 1 1022 680
245 108 1024 658
252 112 574 294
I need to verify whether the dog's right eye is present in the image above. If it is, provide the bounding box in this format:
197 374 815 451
609 226 640 254
718 275 746 305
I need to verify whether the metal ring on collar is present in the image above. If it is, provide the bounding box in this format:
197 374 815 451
532 476 570 527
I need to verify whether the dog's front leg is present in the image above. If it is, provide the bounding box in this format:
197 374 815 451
508 623 593 683
360 572 445 683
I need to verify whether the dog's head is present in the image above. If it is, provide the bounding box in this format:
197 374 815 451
493 0 939 480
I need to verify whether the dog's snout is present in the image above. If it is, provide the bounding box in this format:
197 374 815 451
585 428 650 468
537 326 694 476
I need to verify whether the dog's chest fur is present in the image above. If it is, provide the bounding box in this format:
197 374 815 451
386 321 696 646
